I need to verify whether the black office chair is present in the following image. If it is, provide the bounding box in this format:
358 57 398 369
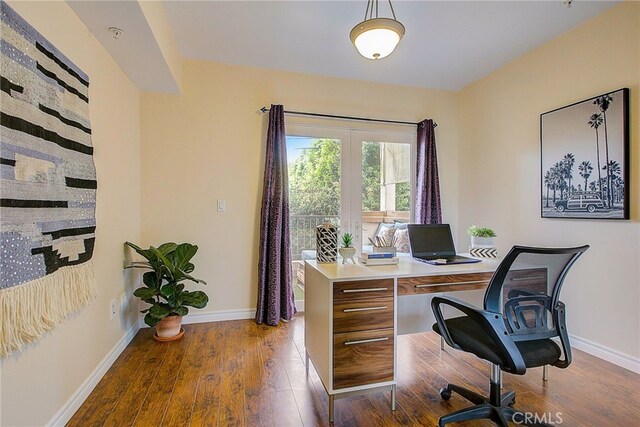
431 245 589 427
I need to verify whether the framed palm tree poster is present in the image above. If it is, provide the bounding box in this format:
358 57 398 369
541 88 629 219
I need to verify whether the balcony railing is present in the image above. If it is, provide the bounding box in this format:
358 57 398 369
290 214 339 260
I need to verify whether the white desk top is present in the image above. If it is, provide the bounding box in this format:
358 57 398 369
306 255 502 281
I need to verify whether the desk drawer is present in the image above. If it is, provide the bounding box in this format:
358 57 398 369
333 328 394 389
333 279 394 301
333 297 394 334
397 272 493 295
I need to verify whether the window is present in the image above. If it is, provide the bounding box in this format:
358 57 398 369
286 124 415 308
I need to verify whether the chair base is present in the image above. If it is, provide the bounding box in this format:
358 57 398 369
438 382 552 427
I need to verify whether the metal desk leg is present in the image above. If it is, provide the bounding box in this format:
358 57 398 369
305 350 310 376
543 365 549 381
441 336 445 350
329 394 334 424
391 384 397 411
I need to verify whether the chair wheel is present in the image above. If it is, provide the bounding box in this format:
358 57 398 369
440 387 452 401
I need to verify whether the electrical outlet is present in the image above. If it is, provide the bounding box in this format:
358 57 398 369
110 299 117 320
217 199 225 212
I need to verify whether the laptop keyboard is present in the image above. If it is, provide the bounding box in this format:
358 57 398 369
414 255 477 264
421 255 457 261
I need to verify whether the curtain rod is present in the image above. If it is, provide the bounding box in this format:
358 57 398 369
259 107 437 128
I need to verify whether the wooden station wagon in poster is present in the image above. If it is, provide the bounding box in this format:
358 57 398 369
541 88 629 219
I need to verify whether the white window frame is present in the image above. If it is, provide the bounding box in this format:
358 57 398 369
286 121 416 254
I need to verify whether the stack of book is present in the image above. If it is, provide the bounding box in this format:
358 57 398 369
359 252 399 265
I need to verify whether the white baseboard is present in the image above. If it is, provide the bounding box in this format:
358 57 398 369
182 308 255 325
137 305 307 329
139 308 256 328
47 323 140 427
569 333 640 374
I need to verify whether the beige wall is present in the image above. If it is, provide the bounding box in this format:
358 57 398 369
140 61 460 316
0 2 141 426
457 2 640 359
2 2 637 425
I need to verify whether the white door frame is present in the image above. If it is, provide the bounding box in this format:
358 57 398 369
286 124 416 255
349 129 416 253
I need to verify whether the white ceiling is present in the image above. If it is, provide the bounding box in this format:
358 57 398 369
70 0 618 92
164 0 616 90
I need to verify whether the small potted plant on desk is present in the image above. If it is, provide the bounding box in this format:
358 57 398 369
466 226 498 258
338 233 356 264
125 242 209 341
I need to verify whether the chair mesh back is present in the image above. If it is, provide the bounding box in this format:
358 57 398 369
484 247 588 342
505 252 574 338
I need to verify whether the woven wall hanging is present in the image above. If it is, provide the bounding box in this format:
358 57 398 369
1 1 97 357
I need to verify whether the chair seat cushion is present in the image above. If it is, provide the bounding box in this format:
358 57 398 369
433 316 561 370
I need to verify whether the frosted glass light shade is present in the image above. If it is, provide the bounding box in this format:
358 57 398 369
350 17 405 60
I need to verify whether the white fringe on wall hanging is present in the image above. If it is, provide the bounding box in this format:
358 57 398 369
0 262 96 357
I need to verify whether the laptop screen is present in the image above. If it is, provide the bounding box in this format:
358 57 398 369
407 224 457 257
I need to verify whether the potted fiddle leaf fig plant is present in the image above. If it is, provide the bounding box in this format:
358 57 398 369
338 233 356 264
125 241 208 341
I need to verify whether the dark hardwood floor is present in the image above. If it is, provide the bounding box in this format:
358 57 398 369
67 315 640 426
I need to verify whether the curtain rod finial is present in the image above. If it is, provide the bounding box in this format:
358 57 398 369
260 107 268 114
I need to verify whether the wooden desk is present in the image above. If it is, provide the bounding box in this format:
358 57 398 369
304 256 502 423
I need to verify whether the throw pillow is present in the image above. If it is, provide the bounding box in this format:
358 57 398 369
376 223 396 246
394 228 410 253
393 220 408 230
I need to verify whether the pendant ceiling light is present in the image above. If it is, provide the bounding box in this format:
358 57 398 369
350 0 405 60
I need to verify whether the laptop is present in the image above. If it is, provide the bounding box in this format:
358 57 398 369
407 224 481 265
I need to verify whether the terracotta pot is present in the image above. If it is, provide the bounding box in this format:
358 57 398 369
155 315 183 340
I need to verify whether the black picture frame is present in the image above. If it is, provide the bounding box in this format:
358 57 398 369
540 88 629 220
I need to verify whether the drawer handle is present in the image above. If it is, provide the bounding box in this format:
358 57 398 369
344 337 389 346
342 306 388 313
415 280 487 288
342 287 388 293
510 276 546 282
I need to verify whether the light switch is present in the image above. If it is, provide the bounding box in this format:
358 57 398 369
217 199 225 212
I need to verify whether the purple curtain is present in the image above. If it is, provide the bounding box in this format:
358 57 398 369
256 105 296 326
415 119 442 224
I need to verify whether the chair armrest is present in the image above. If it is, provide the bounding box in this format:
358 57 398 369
430 296 478 351
431 296 527 375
